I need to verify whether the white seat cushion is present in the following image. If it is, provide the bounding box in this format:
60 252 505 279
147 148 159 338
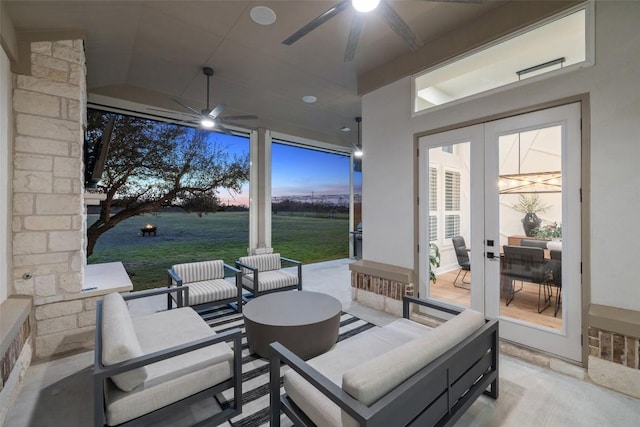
284 318 432 427
101 293 147 392
242 270 298 292
104 307 234 426
187 278 238 305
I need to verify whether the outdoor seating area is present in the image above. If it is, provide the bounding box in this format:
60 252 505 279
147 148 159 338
5 259 640 427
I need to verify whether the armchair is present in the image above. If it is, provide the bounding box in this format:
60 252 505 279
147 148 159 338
236 253 302 298
93 287 242 426
167 259 243 313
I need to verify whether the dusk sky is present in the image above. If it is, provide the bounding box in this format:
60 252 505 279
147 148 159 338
212 132 360 207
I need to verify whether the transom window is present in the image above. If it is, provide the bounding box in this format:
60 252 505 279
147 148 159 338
413 4 592 113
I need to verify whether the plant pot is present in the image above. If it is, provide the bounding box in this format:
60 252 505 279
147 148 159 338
522 213 541 237
546 240 562 251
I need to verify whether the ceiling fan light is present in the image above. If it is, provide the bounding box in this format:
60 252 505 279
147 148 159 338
200 117 215 128
352 0 380 13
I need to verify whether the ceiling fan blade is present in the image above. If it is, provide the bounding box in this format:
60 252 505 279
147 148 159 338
146 107 197 118
379 1 423 51
215 123 234 136
171 98 202 116
220 115 259 121
208 103 227 119
218 120 258 131
282 0 350 45
344 13 365 62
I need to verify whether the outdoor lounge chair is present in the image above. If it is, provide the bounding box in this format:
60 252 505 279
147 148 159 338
236 253 302 298
93 288 242 426
167 259 243 313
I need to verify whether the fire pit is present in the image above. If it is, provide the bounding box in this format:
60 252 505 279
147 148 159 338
141 224 157 237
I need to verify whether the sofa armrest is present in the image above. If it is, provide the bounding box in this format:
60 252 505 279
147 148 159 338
280 256 301 266
167 268 183 286
166 269 187 308
270 341 372 427
280 257 302 289
402 295 464 319
235 261 258 274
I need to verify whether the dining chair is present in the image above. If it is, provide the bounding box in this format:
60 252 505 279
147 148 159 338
502 245 551 313
548 250 562 317
520 238 549 249
451 236 470 289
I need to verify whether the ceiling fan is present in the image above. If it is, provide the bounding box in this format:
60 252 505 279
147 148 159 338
151 67 258 135
282 0 481 62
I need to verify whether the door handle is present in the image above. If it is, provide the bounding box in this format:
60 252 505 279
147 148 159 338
486 252 500 261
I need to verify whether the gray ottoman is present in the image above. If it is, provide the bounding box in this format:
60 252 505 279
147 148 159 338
243 291 342 359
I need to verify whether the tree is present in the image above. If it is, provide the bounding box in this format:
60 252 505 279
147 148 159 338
85 110 249 256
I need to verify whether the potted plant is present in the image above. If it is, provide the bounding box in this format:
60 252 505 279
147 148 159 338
533 222 562 250
512 194 551 237
429 243 440 284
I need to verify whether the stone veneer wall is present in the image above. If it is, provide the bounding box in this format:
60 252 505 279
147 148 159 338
11 40 95 359
588 327 639 370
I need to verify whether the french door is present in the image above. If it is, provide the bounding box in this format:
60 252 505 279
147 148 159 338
419 103 582 362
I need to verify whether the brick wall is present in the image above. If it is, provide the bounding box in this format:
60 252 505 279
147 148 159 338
588 327 639 370
351 271 415 300
12 40 90 358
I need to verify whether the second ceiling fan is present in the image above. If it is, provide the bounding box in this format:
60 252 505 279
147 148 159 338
282 0 480 62
170 67 258 135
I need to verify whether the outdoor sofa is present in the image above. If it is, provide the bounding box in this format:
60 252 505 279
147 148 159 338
93 287 242 426
269 296 499 426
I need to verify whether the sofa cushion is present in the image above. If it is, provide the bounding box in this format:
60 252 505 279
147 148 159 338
172 260 225 284
104 307 234 426
242 270 298 292
342 309 486 407
238 253 282 274
186 278 239 305
101 293 148 392
284 318 432 427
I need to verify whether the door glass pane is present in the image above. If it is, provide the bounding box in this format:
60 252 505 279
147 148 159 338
498 126 563 330
427 142 471 307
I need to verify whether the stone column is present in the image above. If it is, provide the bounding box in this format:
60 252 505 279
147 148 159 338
12 39 91 358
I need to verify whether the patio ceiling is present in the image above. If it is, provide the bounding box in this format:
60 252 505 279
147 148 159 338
4 1 576 149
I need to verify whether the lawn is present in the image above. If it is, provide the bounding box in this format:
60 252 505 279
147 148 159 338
88 211 349 290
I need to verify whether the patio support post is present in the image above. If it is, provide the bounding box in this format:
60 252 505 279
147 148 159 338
248 127 273 255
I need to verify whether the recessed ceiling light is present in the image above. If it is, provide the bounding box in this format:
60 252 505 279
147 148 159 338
250 6 276 25
340 126 351 132
302 95 317 104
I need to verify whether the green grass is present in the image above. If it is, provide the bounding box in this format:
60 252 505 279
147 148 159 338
88 211 348 290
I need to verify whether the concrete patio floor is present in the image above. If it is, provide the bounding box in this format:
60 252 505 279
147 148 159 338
5 258 640 426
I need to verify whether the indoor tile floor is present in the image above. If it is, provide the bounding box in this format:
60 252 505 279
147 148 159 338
6 259 640 426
